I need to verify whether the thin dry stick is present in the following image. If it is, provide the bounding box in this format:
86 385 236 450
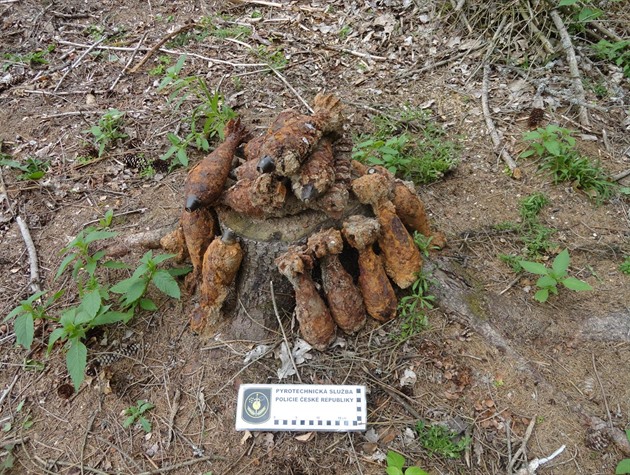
0 374 19 409
165 388 181 450
92 434 143 472
270 280 302 383
16 216 41 294
481 65 521 178
515 444 566 475
80 412 98 475
129 23 196 73
82 207 148 227
110 32 148 91
612 169 630 182
270 68 314 115
589 21 623 42
549 9 590 127
54 36 107 92
135 454 226 475
591 353 613 428
507 416 536 474
518 2 554 55
347 433 364 475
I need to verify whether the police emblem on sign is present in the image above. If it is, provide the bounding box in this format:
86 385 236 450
242 387 271 424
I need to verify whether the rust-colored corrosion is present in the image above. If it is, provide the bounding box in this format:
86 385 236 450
352 161 446 248
307 228 366 334
352 172 422 289
181 207 218 292
341 216 397 322
276 245 336 350
190 229 243 334
184 118 246 212
291 138 335 203
159 226 188 263
256 94 344 176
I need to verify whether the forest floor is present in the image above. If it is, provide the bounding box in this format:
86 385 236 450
0 1 629 474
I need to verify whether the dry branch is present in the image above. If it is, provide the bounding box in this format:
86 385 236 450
549 10 590 127
54 37 107 92
104 224 177 257
16 216 41 294
481 65 521 179
129 23 196 74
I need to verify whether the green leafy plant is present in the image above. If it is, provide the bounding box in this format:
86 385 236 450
521 125 616 203
47 291 131 390
123 400 155 432
110 251 182 311
416 420 470 459
616 430 630 474
397 271 435 341
84 109 128 157
253 45 288 69
0 156 49 180
593 39 630 77
148 55 172 76
519 249 592 303
2 44 55 71
386 451 429 475
558 0 603 31
5 213 186 392
158 55 237 170
3 291 63 350
352 108 458 185
620 256 630 275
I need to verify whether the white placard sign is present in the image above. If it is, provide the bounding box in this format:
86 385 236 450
235 384 367 432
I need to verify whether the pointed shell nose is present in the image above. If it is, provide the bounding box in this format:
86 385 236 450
257 156 275 174
221 228 237 244
185 195 201 212
301 184 318 202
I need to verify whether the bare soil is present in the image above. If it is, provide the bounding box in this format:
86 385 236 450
1 1 629 474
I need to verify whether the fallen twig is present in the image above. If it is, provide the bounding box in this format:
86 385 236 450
0 374 19 409
57 40 267 68
110 32 148 91
515 444 566 475
165 388 181 450
612 169 630 182
16 216 41 294
82 207 148 227
270 68 314 114
270 280 302 383
481 65 521 179
507 416 536 474
592 353 613 428
104 224 177 257
136 454 226 475
54 36 107 92
129 23 195 74
549 10 590 127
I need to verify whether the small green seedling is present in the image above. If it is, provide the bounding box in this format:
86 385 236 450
519 249 592 303
416 420 470 459
3 290 63 349
110 250 183 311
386 451 429 475
47 292 132 391
0 157 49 180
85 109 128 157
619 256 630 275
594 39 630 78
397 272 435 341
123 400 155 432
520 125 615 203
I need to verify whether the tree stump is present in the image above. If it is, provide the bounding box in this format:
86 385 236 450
215 201 367 341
